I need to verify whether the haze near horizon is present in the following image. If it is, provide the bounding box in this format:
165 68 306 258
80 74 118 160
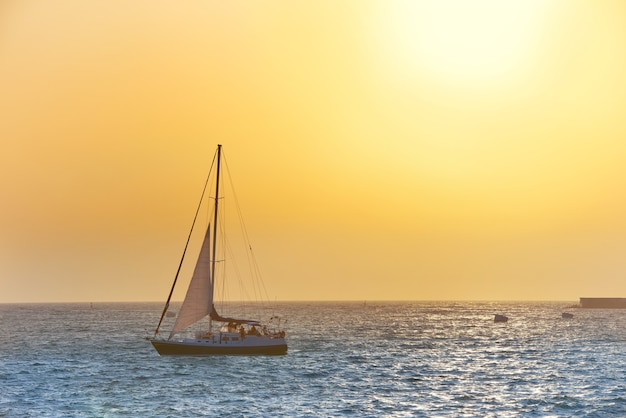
2 1 626 303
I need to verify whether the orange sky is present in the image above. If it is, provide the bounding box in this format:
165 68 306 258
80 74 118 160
2 1 626 303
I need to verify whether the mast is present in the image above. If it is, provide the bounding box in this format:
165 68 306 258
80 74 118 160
210 144 222 304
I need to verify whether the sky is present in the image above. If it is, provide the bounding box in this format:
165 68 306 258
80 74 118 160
2 0 626 303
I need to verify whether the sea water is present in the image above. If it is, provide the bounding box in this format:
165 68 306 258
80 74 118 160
0 301 625 417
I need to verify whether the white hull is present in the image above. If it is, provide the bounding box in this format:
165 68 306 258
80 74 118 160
151 332 287 356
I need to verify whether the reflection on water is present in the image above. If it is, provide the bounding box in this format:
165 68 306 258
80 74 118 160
1 301 625 416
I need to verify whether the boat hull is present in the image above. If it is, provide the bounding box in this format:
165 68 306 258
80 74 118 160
494 314 509 323
151 338 287 356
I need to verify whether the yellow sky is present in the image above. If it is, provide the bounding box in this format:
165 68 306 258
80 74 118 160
2 1 626 303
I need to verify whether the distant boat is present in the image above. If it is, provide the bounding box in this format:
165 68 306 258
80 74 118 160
150 145 287 356
165 311 176 318
494 314 508 323
562 312 574 319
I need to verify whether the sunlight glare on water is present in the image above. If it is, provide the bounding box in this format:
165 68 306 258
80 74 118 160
1 301 625 416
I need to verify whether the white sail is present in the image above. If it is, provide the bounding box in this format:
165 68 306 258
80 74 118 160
169 226 213 338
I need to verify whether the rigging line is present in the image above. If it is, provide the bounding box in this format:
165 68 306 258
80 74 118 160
248 245 272 304
223 233 253 303
218 153 265 317
221 153 256 302
218 202 227 312
224 158 264 306
212 184 230 314
154 147 218 338
222 153 274 305
218 235 253 319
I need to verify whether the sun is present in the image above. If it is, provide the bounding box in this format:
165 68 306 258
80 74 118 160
375 0 551 87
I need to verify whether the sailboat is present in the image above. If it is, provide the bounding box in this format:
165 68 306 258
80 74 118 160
150 144 287 355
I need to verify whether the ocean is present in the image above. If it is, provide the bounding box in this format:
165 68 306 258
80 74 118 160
1 301 624 417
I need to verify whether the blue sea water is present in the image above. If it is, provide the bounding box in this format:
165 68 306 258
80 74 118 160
1 301 625 417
